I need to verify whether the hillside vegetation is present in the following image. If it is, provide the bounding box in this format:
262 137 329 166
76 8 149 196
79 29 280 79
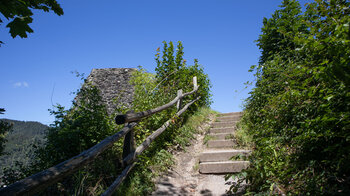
235 0 350 195
0 119 48 176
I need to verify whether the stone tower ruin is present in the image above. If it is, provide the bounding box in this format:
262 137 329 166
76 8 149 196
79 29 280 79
85 68 136 115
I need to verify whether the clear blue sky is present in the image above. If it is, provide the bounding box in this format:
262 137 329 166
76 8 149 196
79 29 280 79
0 0 311 125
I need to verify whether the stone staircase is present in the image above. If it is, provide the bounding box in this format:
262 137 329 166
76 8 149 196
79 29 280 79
199 112 250 174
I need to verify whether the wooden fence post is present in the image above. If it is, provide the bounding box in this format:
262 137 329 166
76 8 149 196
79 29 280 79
122 111 136 161
122 127 135 160
193 76 198 98
176 89 183 111
193 76 197 89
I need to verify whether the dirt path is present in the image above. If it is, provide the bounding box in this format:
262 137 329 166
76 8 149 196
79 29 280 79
151 114 241 196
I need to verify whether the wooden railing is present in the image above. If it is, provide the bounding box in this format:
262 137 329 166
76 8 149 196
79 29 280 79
0 77 200 196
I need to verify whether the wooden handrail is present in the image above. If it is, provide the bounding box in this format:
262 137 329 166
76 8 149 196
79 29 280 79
134 96 201 157
115 77 198 124
0 123 137 196
122 96 201 165
102 96 201 195
0 76 201 196
101 162 136 196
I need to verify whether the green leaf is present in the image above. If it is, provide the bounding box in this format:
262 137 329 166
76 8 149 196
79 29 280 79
6 17 33 38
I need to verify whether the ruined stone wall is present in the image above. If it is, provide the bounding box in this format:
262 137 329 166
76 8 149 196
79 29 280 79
85 68 136 115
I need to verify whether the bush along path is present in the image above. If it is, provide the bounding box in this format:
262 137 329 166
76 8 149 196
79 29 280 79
152 112 250 195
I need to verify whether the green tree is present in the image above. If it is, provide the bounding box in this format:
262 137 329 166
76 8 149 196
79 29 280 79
155 41 212 108
256 0 307 65
2 83 120 194
36 83 116 168
155 41 185 87
234 0 350 195
0 108 13 155
0 0 63 45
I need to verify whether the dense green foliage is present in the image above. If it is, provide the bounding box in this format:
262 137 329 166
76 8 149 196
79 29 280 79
0 109 13 155
155 41 212 109
234 0 350 195
1 84 122 193
116 41 212 195
2 41 212 195
37 85 117 168
0 119 47 176
0 0 63 45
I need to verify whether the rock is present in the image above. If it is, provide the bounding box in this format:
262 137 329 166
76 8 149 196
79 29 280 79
85 68 137 115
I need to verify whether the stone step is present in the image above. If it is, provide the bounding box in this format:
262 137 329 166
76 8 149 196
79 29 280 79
218 112 242 117
209 127 235 134
209 133 234 140
199 161 249 174
207 140 234 148
214 120 239 124
216 116 241 122
200 149 251 162
211 122 237 128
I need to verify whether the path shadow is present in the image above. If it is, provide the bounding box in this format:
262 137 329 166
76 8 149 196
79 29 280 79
198 188 245 196
152 173 247 196
152 171 197 195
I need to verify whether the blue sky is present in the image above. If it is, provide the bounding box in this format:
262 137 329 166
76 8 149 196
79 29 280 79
0 0 311 125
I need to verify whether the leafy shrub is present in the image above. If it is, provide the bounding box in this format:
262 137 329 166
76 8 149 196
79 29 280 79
2 83 123 194
116 41 212 195
234 0 350 195
155 41 212 110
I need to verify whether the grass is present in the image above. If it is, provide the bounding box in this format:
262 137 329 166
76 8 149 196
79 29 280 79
192 161 200 172
183 107 214 133
229 154 248 161
203 135 215 145
225 134 234 140
233 120 254 149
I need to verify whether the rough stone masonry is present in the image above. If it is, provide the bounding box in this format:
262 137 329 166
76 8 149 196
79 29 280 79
85 68 136 115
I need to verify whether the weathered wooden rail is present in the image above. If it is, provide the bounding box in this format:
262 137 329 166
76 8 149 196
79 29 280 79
0 77 200 196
